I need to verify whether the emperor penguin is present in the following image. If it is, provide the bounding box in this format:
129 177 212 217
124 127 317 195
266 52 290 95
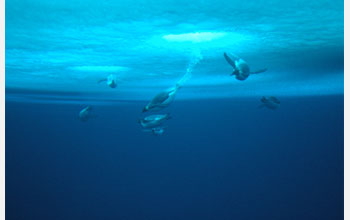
224 52 267 81
142 84 180 112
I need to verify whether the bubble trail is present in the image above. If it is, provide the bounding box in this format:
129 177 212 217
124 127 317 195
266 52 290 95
176 50 203 88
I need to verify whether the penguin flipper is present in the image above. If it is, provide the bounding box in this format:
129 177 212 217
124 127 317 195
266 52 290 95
251 68 268 74
224 52 237 68
98 78 107 83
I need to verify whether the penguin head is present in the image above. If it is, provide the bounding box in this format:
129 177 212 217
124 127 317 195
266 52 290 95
108 80 117 88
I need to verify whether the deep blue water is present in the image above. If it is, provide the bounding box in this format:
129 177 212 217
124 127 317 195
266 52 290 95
6 96 343 220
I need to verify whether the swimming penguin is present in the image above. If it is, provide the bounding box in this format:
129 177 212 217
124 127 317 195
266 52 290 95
138 114 171 129
143 126 166 136
224 52 267 80
79 105 94 122
152 127 165 136
142 84 180 112
98 74 117 88
259 96 280 109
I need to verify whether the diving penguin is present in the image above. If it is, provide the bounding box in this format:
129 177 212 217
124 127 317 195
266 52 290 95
98 74 117 88
138 114 171 129
224 52 267 81
142 126 167 136
259 96 280 110
78 105 96 122
142 84 180 112
151 127 165 136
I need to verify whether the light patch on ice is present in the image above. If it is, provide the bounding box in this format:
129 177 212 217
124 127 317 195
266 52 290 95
145 30 256 56
163 32 227 43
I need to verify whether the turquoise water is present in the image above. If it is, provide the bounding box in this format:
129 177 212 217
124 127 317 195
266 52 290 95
6 0 344 102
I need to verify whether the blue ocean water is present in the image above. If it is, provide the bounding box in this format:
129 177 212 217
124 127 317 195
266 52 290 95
5 0 344 219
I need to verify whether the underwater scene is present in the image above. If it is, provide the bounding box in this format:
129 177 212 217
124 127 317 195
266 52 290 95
5 0 344 219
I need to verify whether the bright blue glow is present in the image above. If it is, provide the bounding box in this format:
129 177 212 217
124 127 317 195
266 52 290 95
163 32 227 43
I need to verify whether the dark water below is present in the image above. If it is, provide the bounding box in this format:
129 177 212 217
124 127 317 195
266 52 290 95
6 96 344 220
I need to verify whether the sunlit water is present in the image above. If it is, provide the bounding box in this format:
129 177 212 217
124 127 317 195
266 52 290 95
6 0 343 102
